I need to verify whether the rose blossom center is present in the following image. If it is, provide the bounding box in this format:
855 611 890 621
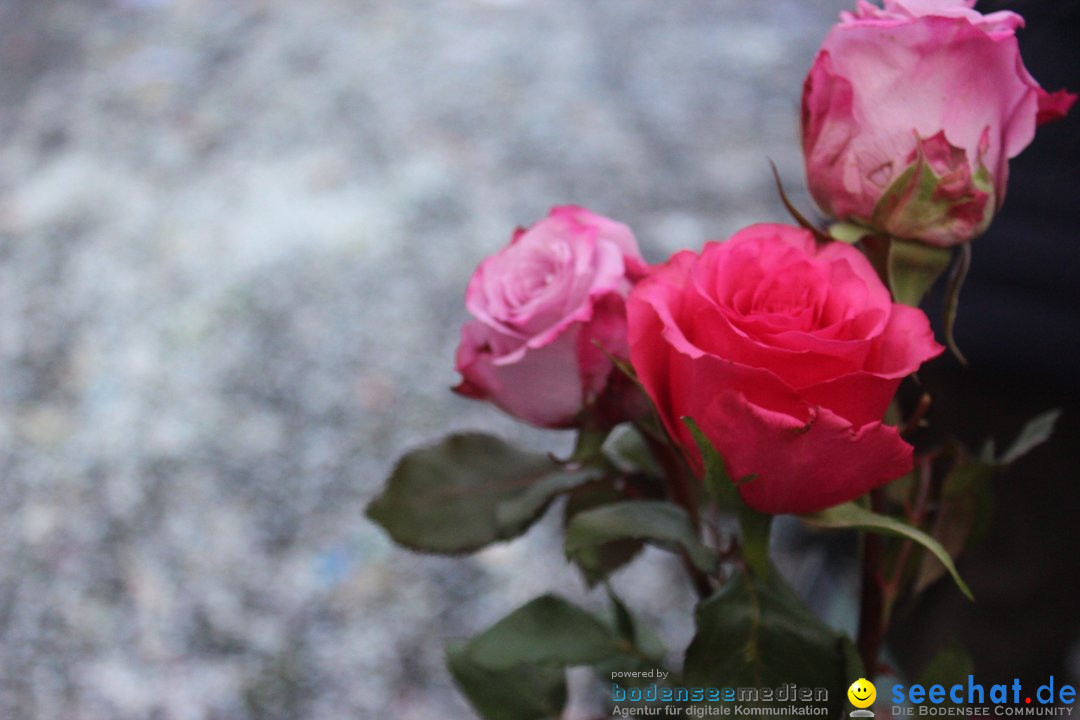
725 261 831 335
487 236 596 337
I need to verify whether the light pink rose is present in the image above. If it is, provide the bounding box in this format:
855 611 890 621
454 206 647 429
627 224 943 514
802 0 1076 247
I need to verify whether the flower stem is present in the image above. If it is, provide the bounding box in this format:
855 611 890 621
641 430 714 600
857 487 887 677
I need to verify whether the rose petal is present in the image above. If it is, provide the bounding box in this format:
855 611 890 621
702 391 914 515
459 322 586 428
577 292 629 401
1035 87 1078 127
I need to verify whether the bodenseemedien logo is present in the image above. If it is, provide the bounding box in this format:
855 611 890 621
848 678 877 718
609 671 832 716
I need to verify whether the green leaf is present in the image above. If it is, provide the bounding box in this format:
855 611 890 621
367 433 594 553
683 417 739 510
941 461 995 536
447 641 566 720
609 590 667 663
683 567 850 715
466 595 628 669
828 221 873 245
912 411 1058 592
841 635 865 681
594 592 668 685
565 501 719 576
998 409 1061 466
602 424 661 477
941 459 996 499
802 502 974 601
914 461 993 594
447 594 644 719
683 417 772 578
567 415 620 465
888 238 953 308
564 480 648 587
917 641 974 700
738 509 774 580
493 468 594 533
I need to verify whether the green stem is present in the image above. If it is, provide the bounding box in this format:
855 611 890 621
883 454 933 617
641 431 713 600
857 488 887 678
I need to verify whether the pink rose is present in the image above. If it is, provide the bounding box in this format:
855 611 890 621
627 224 943 514
802 0 1076 247
454 206 648 429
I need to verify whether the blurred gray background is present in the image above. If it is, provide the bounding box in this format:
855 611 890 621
5 0 1035 718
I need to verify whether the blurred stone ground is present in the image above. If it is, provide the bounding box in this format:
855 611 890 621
0 0 848 717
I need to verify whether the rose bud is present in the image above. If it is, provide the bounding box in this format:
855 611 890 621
454 206 648 429
802 0 1076 247
627 224 943 515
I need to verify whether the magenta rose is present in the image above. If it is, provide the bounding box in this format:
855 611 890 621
627 224 943 514
454 206 648 429
802 0 1076 247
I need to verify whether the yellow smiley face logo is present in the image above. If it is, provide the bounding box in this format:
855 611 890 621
848 678 877 708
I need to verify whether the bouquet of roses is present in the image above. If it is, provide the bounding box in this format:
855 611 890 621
368 2 1074 718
